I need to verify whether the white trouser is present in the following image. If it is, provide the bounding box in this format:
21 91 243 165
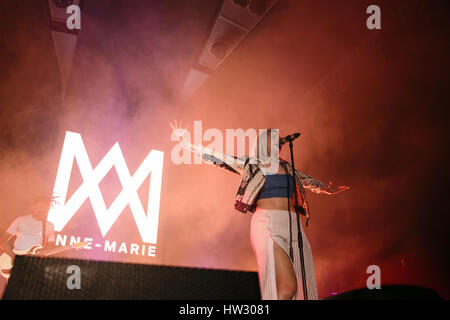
250 208 318 300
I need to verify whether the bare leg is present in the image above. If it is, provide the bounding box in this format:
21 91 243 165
273 240 297 300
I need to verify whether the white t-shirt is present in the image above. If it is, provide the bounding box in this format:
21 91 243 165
6 215 55 251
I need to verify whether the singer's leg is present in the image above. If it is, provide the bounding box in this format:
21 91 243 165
273 239 297 300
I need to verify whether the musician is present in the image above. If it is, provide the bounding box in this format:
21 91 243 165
0 196 56 284
170 122 349 300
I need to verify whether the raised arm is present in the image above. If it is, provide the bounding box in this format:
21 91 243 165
295 170 349 194
170 121 247 175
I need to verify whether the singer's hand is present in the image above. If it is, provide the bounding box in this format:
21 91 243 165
327 181 350 194
169 120 188 143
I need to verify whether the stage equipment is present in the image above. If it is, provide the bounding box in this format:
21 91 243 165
3 256 261 300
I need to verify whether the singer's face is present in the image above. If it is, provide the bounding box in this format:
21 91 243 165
256 129 280 159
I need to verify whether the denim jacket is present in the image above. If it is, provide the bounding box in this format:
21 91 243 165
181 140 338 219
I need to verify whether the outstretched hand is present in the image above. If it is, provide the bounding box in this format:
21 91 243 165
327 181 350 194
169 120 188 143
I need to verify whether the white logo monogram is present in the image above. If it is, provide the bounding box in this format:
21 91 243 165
48 131 164 244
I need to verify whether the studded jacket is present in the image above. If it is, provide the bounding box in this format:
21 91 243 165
181 140 339 219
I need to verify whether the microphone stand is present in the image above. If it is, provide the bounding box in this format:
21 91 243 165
288 139 308 300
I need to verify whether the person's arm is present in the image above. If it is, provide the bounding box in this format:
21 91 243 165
1 218 20 257
43 223 56 252
170 121 247 175
295 170 349 194
0 232 16 258
183 140 247 174
44 241 56 252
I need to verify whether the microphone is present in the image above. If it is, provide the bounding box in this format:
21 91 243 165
280 133 301 145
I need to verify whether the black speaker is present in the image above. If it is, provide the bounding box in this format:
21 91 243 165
324 285 441 300
3 256 261 299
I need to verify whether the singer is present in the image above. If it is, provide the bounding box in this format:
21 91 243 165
170 122 349 300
